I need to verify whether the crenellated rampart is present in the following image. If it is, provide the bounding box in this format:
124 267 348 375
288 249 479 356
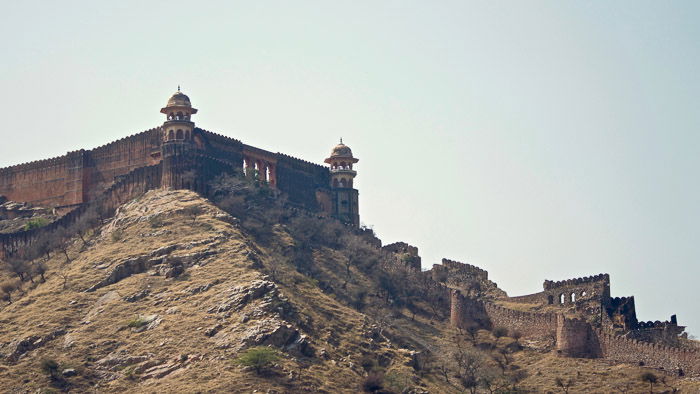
596 329 700 376
543 273 609 290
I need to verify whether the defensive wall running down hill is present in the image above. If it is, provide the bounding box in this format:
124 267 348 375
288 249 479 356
448 268 699 376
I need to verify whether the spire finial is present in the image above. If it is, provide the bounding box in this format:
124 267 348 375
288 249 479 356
340 137 343 144
177 85 181 92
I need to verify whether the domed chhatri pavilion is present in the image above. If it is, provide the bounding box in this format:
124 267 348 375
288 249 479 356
0 89 361 229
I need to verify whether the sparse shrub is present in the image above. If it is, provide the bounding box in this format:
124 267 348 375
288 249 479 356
362 372 385 393
182 205 204 222
233 346 280 375
360 355 378 372
148 215 165 228
24 217 49 231
40 358 60 379
111 229 124 243
385 371 411 393
492 326 508 338
640 372 658 393
123 366 137 380
126 316 149 328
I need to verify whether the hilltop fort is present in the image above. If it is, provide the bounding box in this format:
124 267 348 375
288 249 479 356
0 91 697 389
0 90 359 255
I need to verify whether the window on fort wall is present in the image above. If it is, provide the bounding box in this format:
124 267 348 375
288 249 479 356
582 291 587 297
548 295 554 304
571 292 576 303
560 294 565 304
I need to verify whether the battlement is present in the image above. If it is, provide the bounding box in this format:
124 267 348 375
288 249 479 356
636 317 679 330
0 153 70 174
440 258 488 280
543 273 609 290
382 242 421 270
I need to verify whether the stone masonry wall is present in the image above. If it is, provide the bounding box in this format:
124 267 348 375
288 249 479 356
596 329 700 376
483 303 557 340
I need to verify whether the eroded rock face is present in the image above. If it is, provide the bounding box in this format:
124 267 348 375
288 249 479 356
208 280 279 315
1 329 66 362
86 247 218 292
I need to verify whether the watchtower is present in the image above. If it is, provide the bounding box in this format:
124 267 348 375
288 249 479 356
161 88 199 189
324 139 360 226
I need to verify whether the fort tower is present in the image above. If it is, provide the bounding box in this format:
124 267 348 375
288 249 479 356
160 88 199 189
324 140 360 226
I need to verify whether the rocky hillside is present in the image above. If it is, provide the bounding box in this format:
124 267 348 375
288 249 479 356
0 189 698 393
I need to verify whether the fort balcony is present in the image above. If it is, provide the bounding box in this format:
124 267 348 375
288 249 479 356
330 168 356 176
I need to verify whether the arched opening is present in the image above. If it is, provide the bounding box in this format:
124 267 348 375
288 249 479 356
242 158 248 176
581 291 587 297
176 129 184 139
333 179 339 188
265 166 271 182
185 130 190 140
168 130 175 140
547 295 554 305
176 111 183 120
560 294 565 304
340 178 347 188
571 292 576 303
340 162 346 169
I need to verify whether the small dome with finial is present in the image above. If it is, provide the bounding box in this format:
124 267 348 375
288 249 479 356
325 138 358 164
167 86 191 107
329 138 354 158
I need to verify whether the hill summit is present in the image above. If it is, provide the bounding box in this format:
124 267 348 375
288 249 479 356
0 187 698 393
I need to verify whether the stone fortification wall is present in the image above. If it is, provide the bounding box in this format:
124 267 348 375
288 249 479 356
275 153 329 210
83 128 162 201
382 242 421 271
0 128 161 209
198 128 244 164
556 315 600 358
483 302 557 339
509 273 611 307
0 151 85 208
0 164 162 258
596 329 700 376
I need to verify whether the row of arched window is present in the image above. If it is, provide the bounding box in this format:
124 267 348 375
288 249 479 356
547 290 588 305
167 129 191 140
331 162 352 170
243 157 274 184
167 112 190 121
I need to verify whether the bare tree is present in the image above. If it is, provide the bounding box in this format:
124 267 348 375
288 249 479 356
0 280 19 303
555 377 575 393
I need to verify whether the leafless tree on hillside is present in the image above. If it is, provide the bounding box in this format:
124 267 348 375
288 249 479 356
0 280 19 303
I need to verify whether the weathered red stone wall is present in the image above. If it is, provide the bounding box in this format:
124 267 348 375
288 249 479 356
0 128 161 208
83 128 162 201
0 153 78 207
0 164 162 259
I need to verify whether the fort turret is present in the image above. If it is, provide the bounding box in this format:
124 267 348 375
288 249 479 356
160 88 199 189
324 139 360 226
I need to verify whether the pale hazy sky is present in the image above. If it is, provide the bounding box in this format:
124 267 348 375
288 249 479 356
1 1 698 333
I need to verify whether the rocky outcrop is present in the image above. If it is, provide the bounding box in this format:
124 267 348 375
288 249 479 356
1 329 66 363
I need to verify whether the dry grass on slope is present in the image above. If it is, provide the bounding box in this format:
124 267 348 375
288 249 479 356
0 190 433 393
